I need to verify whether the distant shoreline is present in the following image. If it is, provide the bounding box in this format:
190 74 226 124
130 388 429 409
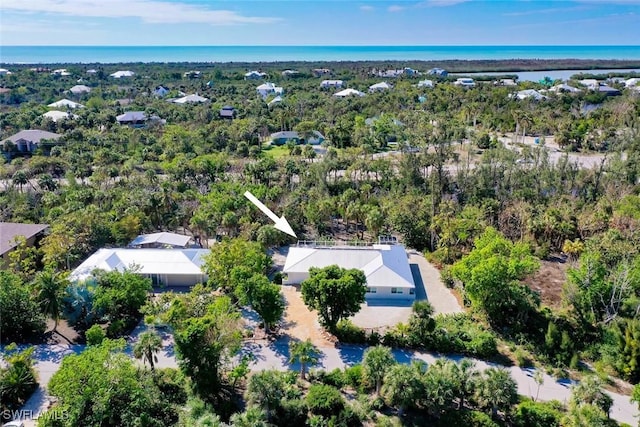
3 59 640 76
2 45 639 66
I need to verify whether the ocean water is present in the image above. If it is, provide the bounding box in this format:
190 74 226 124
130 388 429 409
1 45 640 64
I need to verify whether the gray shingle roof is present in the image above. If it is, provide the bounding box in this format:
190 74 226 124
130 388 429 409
0 222 49 255
1 130 61 145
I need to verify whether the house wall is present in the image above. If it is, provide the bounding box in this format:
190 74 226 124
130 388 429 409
284 272 415 300
145 273 206 287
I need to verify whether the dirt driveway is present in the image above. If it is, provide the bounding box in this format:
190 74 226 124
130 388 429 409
280 285 336 348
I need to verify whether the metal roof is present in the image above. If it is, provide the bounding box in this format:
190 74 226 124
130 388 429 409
284 244 415 289
129 232 192 247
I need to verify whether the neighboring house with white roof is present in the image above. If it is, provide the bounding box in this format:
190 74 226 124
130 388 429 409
0 68 11 76
52 69 71 76
579 79 600 89
153 86 169 97
69 248 210 287
1 130 62 156
320 80 343 89
110 70 135 78
427 68 448 77
268 95 283 107
454 78 475 87
625 78 640 88
86 69 98 74
69 85 91 95
496 78 517 86
283 244 416 300
116 111 165 127
417 79 434 88
334 88 365 97
48 99 84 109
549 84 581 93
172 94 209 104
369 82 392 92
256 82 284 99
43 111 78 122
510 89 547 101
128 232 195 249
245 71 267 80
282 70 299 76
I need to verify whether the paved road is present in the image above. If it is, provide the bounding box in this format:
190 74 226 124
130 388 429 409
6 329 639 426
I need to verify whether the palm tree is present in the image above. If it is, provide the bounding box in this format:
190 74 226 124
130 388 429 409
133 330 163 371
477 368 518 419
229 407 268 427
33 270 68 332
289 339 319 380
362 345 395 396
246 370 286 422
381 363 423 416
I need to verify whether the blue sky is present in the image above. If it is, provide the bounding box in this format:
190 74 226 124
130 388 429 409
1 0 639 46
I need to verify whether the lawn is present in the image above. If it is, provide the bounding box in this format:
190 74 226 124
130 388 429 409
262 144 290 160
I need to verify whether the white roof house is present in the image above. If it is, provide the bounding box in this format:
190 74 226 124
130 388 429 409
245 71 267 80
69 85 91 94
128 232 194 249
110 70 135 78
625 78 640 88
52 69 71 76
70 248 210 287
369 82 392 92
510 89 547 101
256 82 284 99
283 244 415 300
172 94 209 104
43 111 78 122
417 79 434 88
579 79 599 89
320 80 343 89
48 99 84 109
153 86 169 97
549 84 581 93
268 95 283 106
454 78 475 87
0 68 12 76
334 88 365 98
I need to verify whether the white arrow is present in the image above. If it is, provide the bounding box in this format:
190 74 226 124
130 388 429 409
244 191 297 238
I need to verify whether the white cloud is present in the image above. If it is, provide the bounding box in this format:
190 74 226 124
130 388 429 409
388 5 406 12
421 0 470 6
360 5 375 12
1 0 280 25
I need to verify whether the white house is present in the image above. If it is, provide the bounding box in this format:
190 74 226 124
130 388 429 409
549 84 581 93
454 78 475 87
334 88 365 97
282 70 299 76
579 79 599 89
129 232 195 249
0 68 11 76
270 130 325 145
320 80 343 89
283 244 415 300
52 69 71 76
245 71 267 80
417 79 434 88
153 86 169 97
268 95 283 107
256 82 284 99
625 78 640 88
69 84 91 95
43 111 78 122
510 89 547 101
369 82 392 92
427 68 448 77
172 94 209 104
48 99 84 109
70 248 210 287
110 70 135 78
497 78 517 86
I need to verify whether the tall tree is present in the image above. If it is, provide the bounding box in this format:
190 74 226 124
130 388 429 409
301 265 367 331
33 269 69 332
133 330 163 371
362 345 396 396
382 363 423 416
289 339 319 380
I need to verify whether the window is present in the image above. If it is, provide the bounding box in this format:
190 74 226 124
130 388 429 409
391 287 402 294
366 287 377 293
409 289 415 295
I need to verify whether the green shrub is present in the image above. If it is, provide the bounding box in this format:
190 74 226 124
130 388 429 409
513 400 562 427
323 368 346 388
344 365 364 389
436 410 499 427
106 319 127 338
273 398 308 426
306 384 344 417
335 320 367 344
85 324 106 346
440 265 455 288
425 313 498 358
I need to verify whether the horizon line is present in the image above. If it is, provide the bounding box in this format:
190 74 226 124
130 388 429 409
3 44 640 48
